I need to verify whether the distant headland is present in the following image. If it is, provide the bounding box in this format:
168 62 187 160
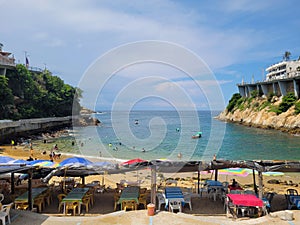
218 52 300 135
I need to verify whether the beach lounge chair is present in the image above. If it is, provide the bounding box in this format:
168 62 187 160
0 202 13 225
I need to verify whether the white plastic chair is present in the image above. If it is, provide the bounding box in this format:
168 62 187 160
168 199 182 213
0 202 13 225
0 194 4 203
156 193 165 211
183 194 192 210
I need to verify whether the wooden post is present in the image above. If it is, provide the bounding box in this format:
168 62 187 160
150 165 156 207
197 170 200 194
258 171 263 199
252 169 258 195
28 169 33 211
11 172 15 194
215 169 218 181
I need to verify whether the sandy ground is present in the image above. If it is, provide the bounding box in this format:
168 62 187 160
1 145 300 224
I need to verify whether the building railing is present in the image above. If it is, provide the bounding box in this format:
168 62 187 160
0 59 16 67
238 72 300 86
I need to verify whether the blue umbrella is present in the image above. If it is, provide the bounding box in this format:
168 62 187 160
8 159 28 164
0 156 15 163
59 157 93 167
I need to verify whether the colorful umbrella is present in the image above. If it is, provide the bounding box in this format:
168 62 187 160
0 156 15 163
262 171 284 176
8 159 28 164
217 168 249 177
27 159 57 167
59 157 93 167
120 158 147 166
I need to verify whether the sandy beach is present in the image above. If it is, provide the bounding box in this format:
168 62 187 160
1 144 300 224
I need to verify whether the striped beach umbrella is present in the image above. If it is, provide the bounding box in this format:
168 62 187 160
218 168 249 177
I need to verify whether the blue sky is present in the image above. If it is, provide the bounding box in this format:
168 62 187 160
1 0 300 111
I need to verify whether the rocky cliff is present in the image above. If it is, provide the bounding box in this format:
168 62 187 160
217 97 300 135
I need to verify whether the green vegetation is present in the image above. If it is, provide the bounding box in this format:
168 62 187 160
226 92 299 115
226 93 242 112
277 92 297 114
1 65 82 120
295 101 300 115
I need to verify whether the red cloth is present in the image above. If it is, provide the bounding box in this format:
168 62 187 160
227 194 263 207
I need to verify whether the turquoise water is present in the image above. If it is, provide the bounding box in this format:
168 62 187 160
36 111 300 161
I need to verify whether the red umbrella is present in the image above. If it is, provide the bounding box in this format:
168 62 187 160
121 158 147 166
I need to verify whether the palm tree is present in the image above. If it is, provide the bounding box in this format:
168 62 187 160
283 51 291 61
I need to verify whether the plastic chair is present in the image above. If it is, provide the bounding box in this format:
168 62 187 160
65 201 79 215
113 193 120 211
33 196 44 213
156 193 165 211
122 200 137 211
287 189 298 195
15 202 29 211
0 202 13 225
183 194 192 210
138 193 148 209
81 196 90 213
168 199 182 213
57 193 66 213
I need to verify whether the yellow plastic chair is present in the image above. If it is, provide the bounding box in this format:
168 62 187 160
122 200 137 211
114 194 120 211
81 196 90 213
57 194 66 213
15 202 29 211
65 201 79 216
33 196 44 213
138 193 148 209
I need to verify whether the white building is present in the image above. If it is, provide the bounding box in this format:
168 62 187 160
266 60 300 81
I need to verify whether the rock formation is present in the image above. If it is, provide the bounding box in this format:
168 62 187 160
217 97 300 135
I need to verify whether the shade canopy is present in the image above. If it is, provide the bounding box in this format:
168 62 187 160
59 157 93 167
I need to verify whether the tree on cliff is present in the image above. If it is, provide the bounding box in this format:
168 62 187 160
0 75 14 119
1 65 82 120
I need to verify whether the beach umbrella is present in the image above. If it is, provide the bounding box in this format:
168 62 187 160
59 157 93 167
8 159 28 164
218 168 249 177
262 171 284 176
0 156 15 163
120 158 147 166
28 159 57 168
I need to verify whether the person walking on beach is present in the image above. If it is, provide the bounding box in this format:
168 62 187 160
30 142 33 157
11 140 15 149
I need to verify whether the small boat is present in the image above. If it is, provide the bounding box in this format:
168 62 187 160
192 132 202 139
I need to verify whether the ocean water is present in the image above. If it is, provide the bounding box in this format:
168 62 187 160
37 111 300 161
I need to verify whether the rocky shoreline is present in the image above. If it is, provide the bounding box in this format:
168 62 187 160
217 99 300 135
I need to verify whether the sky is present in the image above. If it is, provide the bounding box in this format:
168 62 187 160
1 0 300 111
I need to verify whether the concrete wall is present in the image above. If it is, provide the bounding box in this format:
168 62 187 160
0 116 73 144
